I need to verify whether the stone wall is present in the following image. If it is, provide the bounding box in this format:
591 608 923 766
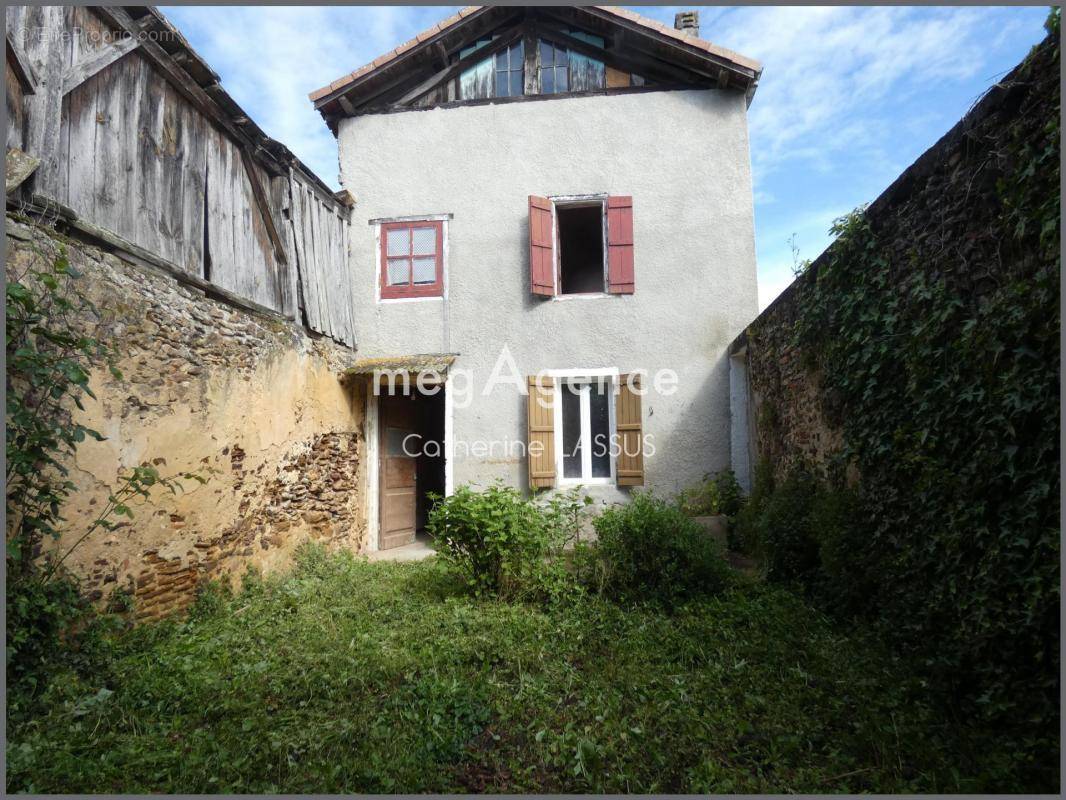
6 214 368 621
732 34 1058 481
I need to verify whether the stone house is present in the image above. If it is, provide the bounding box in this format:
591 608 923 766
309 5 762 552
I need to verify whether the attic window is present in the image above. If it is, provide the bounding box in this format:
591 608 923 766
557 201 605 294
538 41 569 94
458 37 524 100
494 41 524 97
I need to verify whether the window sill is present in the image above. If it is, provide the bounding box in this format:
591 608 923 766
378 295 445 304
551 292 619 302
557 477 616 487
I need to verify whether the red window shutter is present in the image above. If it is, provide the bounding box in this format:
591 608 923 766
607 195 634 294
529 195 555 296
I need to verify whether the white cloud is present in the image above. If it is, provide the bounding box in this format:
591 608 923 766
703 6 989 179
159 6 461 186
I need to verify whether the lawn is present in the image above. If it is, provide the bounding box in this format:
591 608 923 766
5 545 1027 793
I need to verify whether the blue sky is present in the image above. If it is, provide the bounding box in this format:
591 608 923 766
160 5 1049 309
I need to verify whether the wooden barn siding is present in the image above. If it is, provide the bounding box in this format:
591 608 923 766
289 172 356 346
7 5 356 347
6 59 25 150
60 50 210 277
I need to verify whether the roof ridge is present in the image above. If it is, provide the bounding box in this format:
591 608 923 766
308 5 759 104
593 6 761 73
309 6 481 101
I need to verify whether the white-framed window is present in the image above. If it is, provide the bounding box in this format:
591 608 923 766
551 368 618 485
370 213 450 303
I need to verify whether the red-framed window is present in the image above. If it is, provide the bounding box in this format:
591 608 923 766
380 220 444 299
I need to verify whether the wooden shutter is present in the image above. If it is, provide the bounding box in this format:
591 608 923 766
527 375 556 488
529 195 555 296
615 374 644 486
607 195 635 294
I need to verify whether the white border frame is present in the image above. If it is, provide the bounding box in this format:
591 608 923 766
373 215 450 304
547 367 619 487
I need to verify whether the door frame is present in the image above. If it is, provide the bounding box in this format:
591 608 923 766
365 374 453 552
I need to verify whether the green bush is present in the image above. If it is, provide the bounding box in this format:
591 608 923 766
745 33 1060 747
5 568 123 716
588 493 731 607
758 470 821 583
427 483 565 600
676 469 745 517
731 459 773 554
807 485 870 612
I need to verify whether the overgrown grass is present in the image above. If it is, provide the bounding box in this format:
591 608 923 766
6 545 1048 793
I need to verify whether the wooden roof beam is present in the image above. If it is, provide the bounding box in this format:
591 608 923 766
312 6 519 110
61 36 140 96
577 6 758 81
394 24 524 107
532 23 710 88
6 33 38 94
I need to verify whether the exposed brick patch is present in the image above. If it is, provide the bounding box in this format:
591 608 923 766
6 215 368 623
128 430 365 623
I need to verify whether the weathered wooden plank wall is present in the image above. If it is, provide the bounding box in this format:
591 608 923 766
289 171 355 346
6 59 25 150
6 5 356 348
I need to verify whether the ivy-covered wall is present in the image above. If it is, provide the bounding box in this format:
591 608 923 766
733 25 1059 761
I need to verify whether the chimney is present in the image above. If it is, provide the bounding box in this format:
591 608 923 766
674 10 699 38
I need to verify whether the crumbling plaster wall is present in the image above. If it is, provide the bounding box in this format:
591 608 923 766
6 215 368 620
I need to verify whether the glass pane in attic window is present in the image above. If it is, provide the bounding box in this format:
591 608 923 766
411 227 436 255
460 36 493 59
496 71 510 97
386 229 410 257
556 47 568 67
511 39 524 69
495 49 508 70
510 71 522 96
412 257 436 284
556 68 568 93
567 30 603 48
386 258 409 286
539 40 553 65
541 69 554 94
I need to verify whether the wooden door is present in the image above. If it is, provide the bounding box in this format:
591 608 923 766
379 393 417 549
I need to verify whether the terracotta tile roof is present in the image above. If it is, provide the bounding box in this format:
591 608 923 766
308 5 761 104
596 6 761 73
